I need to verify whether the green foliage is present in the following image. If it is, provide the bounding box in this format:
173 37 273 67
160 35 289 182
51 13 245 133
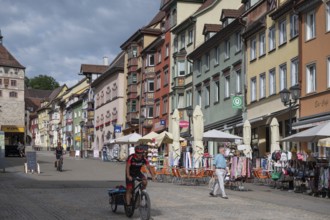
28 75 60 90
25 76 30 87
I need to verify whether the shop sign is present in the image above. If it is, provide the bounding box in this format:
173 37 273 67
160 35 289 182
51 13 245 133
1 126 24 133
179 120 189 128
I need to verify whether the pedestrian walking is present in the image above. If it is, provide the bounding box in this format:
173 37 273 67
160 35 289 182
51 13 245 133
102 145 108 161
210 146 228 199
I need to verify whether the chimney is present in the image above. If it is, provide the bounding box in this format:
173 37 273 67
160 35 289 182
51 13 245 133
103 56 109 65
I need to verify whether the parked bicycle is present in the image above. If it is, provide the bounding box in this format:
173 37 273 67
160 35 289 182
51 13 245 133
108 177 151 220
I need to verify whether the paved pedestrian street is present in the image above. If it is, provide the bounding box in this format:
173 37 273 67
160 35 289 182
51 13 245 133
1 151 330 220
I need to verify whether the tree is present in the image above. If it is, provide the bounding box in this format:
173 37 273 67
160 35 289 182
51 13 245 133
28 75 60 90
25 76 30 88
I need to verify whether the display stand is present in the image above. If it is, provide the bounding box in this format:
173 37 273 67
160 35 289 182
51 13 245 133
24 151 40 174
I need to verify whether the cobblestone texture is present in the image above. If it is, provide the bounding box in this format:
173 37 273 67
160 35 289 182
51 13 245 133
1 151 329 220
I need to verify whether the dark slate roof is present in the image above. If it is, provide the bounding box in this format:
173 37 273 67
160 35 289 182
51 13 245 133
92 51 125 87
25 88 53 99
195 0 217 14
147 10 166 27
80 64 108 74
203 24 222 35
0 44 25 69
48 85 66 101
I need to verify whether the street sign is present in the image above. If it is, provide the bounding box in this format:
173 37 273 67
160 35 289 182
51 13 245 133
160 119 166 125
179 120 189 128
114 125 121 133
232 95 243 109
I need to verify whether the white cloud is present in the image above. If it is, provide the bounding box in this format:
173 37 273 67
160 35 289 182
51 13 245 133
0 0 160 87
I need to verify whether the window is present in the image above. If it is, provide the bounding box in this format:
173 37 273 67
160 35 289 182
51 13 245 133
0 79 2 85
132 73 137 83
251 77 257 102
147 106 154 118
162 98 168 114
260 73 266 99
290 14 299 38
186 90 192 107
279 19 287 45
196 89 202 106
205 85 210 107
156 75 161 90
214 46 220 65
178 93 184 108
148 54 155 66
269 26 276 51
164 69 169 86
236 69 242 93
291 58 299 86
327 2 330 32
178 61 185 76
9 91 17 98
131 100 137 112
180 33 185 49
156 102 160 117
165 44 169 57
158 49 162 63
250 37 256 61
147 80 154 92
306 10 316 40
205 53 210 71
327 57 330 88
188 62 193 74
269 68 276 95
0 90 2 97
174 38 178 52
224 40 230 59
225 75 230 98
306 64 316 93
188 29 193 44
214 81 220 103
280 64 287 91
235 32 242 52
196 59 202 75
11 80 17 87
132 46 137 58
259 32 266 56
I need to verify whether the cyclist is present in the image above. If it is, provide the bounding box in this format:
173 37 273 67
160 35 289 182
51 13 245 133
55 142 64 169
125 146 155 206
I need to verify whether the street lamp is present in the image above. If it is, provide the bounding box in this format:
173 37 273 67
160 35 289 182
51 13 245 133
140 115 146 136
112 120 117 139
279 84 301 136
80 121 85 158
185 106 193 139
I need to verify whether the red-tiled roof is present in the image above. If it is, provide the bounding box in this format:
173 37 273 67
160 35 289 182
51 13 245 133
0 44 25 69
203 24 222 34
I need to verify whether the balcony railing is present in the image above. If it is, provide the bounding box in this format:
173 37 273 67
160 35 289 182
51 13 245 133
127 84 137 93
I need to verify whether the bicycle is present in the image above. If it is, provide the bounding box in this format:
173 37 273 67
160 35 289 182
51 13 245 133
124 177 151 220
56 156 63 172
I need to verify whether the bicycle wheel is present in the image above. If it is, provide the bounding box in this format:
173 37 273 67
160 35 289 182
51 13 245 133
124 198 135 217
139 191 151 220
109 195 117 212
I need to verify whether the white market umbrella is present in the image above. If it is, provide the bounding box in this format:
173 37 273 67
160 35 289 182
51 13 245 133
270 117 281 153
203 129 242 142
192 105 204 168
242 120 252 159
114 133 142 144
171 109 181 166
138 131 159 144
279 121 330 143
318 137 330 148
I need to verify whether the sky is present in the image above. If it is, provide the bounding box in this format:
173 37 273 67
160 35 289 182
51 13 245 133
0 0 160 87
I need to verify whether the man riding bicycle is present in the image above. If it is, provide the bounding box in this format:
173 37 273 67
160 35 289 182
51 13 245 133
55 142 64 170
125 146 155 206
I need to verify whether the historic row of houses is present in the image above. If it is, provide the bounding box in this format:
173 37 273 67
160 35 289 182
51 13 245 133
1 0 329 160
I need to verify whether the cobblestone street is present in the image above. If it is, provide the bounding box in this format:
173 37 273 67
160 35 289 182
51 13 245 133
1 151 330 220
